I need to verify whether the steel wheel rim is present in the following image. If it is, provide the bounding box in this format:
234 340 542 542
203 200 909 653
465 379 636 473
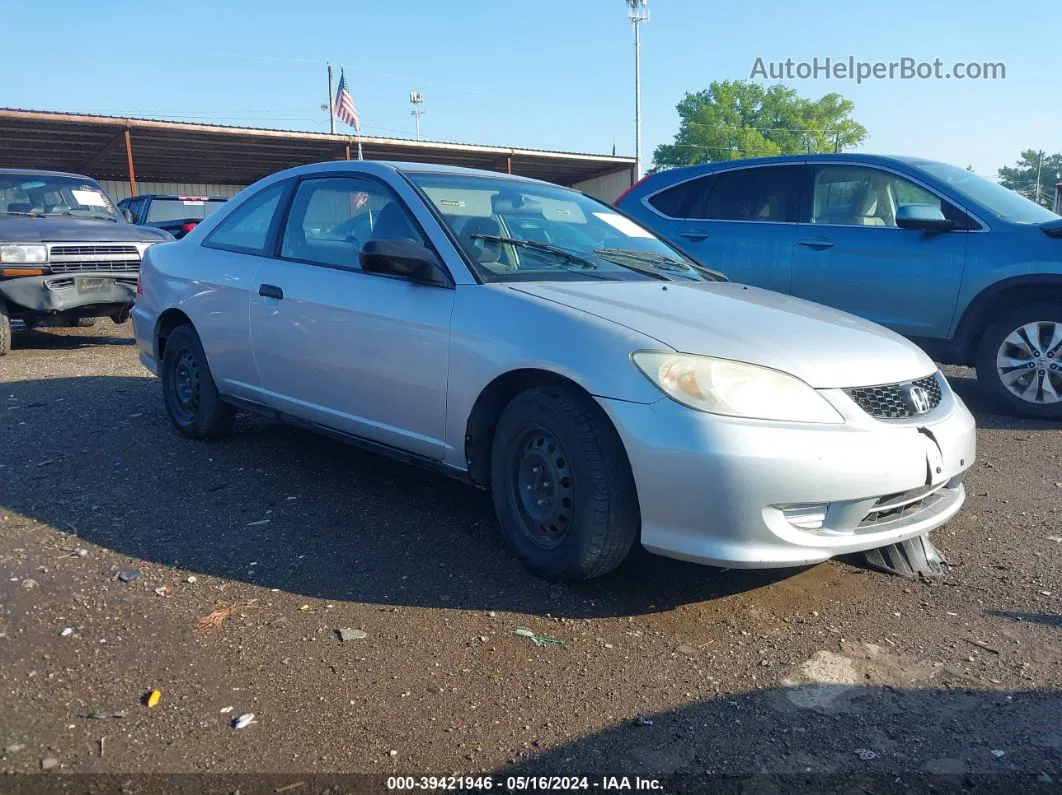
508 425 574 550
995 320 1062 405
171 349 201 420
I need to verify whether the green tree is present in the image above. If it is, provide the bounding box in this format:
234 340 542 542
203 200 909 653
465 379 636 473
998 150 1062 208
652 80 867 169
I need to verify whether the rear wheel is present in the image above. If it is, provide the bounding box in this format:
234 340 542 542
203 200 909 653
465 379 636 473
160 324 236 439
976 303 1062 420
0 297 10 356
489 385 639 580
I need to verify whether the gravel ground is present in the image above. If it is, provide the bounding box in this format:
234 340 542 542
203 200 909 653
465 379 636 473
1 324 1060 791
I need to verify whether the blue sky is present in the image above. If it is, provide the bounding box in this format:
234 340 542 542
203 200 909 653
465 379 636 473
3 0 1059 179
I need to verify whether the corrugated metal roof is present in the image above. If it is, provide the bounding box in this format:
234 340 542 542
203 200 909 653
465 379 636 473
0 108 634 187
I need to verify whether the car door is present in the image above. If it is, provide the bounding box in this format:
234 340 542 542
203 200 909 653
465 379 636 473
666 165 804 293
248 174 455 460
190 179 292 400
790 164 971 339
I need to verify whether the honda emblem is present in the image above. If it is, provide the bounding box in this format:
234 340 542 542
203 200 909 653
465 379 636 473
904 385 931 415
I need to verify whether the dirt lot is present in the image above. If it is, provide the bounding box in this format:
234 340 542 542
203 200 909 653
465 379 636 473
1 323 1060 791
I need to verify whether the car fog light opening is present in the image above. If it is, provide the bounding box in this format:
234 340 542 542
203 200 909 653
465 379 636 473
779 504 829 530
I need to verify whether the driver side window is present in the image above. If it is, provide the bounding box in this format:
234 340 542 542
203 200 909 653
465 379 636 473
280 177 426 270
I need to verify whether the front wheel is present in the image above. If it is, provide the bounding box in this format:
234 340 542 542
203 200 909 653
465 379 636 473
489 385 639 581
976 303 1062 420
160 324 236 439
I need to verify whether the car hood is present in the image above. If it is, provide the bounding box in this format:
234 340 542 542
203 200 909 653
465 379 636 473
505 281 936 389
0 216 171 243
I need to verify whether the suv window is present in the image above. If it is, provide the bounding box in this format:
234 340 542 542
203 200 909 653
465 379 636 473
647 175 715 218
280 177 426 270
205 182 288 254
811 165 972 228
694 166 802 222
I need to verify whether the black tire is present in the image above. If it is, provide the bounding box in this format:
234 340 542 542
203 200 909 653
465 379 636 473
0 297 10 356
975 302 1062 421
489 385 639 581
160 323 236 439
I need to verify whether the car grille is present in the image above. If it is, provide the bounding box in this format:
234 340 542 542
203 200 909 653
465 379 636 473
858 482 949 528
844 375 943 419
47 243 141 274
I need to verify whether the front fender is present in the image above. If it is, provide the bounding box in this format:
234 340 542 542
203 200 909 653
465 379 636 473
443 284 670 469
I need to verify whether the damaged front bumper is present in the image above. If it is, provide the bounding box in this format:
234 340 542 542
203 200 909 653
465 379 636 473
0 272 138 315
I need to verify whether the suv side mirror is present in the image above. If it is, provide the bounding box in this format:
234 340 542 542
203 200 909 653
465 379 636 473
895 204 958 231
120 208 136 223
360 239 450 286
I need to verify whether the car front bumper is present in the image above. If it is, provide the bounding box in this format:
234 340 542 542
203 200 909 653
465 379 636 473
598 377 976 569
0 273 138 314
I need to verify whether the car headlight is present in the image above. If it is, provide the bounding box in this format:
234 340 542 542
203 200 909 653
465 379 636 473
632 351 844 424
0 243 47 264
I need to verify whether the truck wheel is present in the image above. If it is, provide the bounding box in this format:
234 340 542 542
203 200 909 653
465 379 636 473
976 303 1062 420
0 298 10 356
489 385 639 581
160 323 236 439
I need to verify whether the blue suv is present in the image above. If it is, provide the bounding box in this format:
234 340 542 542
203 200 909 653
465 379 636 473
617 154 1062 420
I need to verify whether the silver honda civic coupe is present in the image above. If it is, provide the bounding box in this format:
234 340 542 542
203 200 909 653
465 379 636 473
132 161 976 581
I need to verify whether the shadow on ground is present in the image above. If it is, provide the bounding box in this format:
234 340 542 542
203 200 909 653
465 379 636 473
501 684 1062 790
10 325 135 351
0 375 813 618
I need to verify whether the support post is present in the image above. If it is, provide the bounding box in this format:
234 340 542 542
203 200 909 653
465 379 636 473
328 63 336 135
123 128 137 196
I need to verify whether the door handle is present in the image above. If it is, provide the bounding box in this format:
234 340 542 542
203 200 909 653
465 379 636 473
797 237 834 250
259 284 284 300
679 228 709 242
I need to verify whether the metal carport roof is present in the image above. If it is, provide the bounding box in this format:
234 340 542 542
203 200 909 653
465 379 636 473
0 108 634 191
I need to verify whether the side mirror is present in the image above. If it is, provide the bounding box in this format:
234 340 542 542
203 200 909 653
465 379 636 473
120 208 136 223
895 204 957 231
360 239 450 286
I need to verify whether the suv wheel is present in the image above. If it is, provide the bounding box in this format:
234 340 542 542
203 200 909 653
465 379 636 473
0 297 10 356
489 385 639 580
160 324 236 439
976 303 1062 420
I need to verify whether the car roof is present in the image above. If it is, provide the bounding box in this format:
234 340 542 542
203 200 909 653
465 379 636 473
131 194 228 200
0 167 96 180
643 153 953 183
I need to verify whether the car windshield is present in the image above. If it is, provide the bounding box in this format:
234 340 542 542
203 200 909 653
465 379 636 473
406 172 719 282
146 198 226 223
0 174 121 220
914 160 1060 225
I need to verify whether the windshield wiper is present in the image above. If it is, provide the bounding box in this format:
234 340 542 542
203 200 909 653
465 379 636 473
470 234 598 269
45 212 119 222
594 248 721 281
3 210 44 217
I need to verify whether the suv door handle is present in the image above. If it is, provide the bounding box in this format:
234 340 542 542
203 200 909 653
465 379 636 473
679 228 709 242
797 237 834 250
259 284 284 300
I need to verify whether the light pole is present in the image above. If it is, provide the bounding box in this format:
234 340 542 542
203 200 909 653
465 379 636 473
627 0 649 178
410 92 425 141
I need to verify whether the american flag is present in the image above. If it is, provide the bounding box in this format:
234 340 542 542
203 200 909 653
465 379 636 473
334 68 360 131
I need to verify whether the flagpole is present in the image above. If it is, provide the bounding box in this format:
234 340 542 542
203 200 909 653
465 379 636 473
327 63 335 135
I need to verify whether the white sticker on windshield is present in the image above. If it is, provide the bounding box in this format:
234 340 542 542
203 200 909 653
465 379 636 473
182 200 205 206
72 189 107 207
592 212 653 238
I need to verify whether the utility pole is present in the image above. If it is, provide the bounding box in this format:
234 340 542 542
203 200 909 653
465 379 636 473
1035 150 1045 206
409 92 425 141
627 0 649 179
327 63 336 135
